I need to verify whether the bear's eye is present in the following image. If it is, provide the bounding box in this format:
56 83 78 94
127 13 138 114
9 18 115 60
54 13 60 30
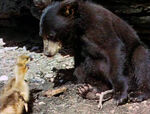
59 2 78 18
66 8 74 17
60 5 74 17
49 33 55 37
46 35 51 40
47 33 55 41
65 7 71 16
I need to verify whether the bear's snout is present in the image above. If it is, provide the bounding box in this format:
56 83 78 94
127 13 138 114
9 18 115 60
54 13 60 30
43 39 62 57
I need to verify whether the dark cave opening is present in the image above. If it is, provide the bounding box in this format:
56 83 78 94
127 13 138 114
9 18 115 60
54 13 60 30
0 7 43 51
0 4 149 50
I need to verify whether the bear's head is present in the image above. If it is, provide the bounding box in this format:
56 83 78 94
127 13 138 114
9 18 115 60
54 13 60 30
39 0 87 57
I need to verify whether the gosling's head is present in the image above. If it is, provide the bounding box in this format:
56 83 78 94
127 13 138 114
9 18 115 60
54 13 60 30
17 55 32 65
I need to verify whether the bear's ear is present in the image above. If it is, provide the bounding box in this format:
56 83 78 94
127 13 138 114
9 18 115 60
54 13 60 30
59 0 79 17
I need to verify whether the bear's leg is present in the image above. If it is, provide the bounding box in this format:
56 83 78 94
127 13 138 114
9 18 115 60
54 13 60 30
111 76 128 105
75 57 112 101
128 45 150 102
73 63 87 83
73 56 94 83
107 47 128 105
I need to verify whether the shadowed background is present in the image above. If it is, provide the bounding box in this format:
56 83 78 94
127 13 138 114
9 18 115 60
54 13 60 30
0 0 150 47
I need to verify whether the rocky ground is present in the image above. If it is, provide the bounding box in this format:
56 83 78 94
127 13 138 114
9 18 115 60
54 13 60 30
0 38 150 114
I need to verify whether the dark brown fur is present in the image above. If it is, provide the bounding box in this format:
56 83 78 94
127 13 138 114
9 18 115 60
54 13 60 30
39 0 150 105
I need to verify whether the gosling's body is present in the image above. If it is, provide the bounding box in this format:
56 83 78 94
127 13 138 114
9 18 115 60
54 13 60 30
0 55 31 114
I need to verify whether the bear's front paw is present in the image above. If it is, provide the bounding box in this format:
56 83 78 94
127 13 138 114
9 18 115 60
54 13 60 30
114 93 128 105
77 84 99 100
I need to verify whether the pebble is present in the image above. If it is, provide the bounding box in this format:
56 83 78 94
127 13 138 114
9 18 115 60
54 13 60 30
50 78 54 82
129 106 133 110
39 101 45 105
45 73 54 78
59 79 64 83
110 110 115 113
36 71 44 76
142 101 147 105
135 105 139 109
62 64 66 67
31 77 45 84
0 75 8 81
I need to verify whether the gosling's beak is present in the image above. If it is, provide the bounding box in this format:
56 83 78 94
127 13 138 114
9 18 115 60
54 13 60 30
29 55 33 61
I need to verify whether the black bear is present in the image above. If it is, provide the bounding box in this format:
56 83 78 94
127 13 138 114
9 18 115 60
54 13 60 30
39 0 150 105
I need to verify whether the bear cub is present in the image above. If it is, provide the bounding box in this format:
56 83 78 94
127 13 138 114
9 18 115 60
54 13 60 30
39 0 150 105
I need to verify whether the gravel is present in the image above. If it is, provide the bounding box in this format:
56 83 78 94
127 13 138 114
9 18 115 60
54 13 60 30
1 38 150 114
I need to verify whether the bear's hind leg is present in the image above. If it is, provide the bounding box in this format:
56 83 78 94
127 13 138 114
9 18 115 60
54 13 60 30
107 44 128 105
129 45 150 102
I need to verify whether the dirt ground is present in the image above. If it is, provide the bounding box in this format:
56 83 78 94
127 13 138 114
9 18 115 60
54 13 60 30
0 38 150 114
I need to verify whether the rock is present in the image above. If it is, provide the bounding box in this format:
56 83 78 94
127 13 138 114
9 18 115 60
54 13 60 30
30 46 40 51
128 106 133 110
22 46 27 51
0 38 5 46
50 78 54 82
110 110 115 114
31 77 45 84
59 79 64 83
0 75 8 81
45 73 54 78
38 101 45 105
